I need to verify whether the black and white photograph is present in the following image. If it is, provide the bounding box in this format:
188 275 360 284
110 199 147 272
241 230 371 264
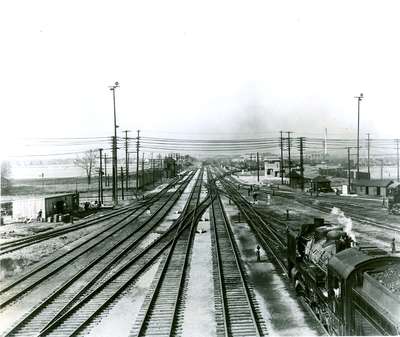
1 1 400 336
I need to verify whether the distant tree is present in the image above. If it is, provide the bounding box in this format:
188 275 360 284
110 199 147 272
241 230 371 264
1 161 12 194
74 150 98 184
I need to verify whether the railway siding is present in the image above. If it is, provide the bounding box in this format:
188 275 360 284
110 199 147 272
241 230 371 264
208 170 266 337
0 173 196 337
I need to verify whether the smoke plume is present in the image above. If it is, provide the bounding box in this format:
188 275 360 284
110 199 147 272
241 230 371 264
330 207 357 241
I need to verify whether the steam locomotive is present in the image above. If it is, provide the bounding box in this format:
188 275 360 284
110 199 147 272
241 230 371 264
287 218 400 335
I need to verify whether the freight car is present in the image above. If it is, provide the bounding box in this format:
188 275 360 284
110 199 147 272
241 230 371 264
287 218 400 335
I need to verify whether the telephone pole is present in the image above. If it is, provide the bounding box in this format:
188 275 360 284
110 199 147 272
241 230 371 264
346 146 358 193
355 93 364 176
287 131 293 187
111 136 118 203
299 137 305 191
347 147 351 193
397 139 399 182
151 153 155 186
256 152 260 182
280 131 284 184
124 130 130 193
109 81 119 205
121 167 124 200
136 130 140 195
367 133 371 176
104 153 108 187
99 148 103 204
142 152 145 190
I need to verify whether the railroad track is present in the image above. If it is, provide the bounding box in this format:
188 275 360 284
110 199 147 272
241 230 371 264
274 191 400 235
39 202 210 337
208 170 266 337
211 170 288 272
0 173 193 302
0 174 187 255
1 171 198 336
130 169 205 337
226 171 400 235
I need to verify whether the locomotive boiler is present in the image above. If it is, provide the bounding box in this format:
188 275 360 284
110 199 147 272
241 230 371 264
287 217 400 335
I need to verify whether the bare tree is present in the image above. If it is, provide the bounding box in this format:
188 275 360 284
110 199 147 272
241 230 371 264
1 161 12 194
74 150 98 184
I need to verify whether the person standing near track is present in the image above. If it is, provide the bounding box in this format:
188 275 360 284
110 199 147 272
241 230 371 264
256 244 261 262
37 209 42 222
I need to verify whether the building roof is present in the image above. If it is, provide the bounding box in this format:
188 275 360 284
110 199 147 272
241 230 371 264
352 179 394 187
288 170 301 178
311 175 331 183
263 158 280 163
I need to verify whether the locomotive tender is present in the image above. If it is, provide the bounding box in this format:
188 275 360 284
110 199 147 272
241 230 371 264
287 217 400 335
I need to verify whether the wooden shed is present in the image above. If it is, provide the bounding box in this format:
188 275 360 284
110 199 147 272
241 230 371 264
351 179 393 197
310 175 332 193
11 193 79 221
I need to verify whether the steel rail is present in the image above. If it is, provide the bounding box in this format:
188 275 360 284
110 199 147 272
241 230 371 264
219 177 288 273
275 191 400 235
221 179 286 248
0 172 194 308
2 173 198 337
39 195 211 337
0 174 187 254
209 171 264 337
132 169 204 337
166 169 204 336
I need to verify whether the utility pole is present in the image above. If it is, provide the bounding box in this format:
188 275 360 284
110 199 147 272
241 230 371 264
287 132 293 187
367 133 371 177
380 159 384 179
347 147 351 193
109 81 119 205
99 148 103 204
151 153 155 186
104 153 108 187
299 137 305 191
121 167 124 200
280 131 284 184
142 152 145 190
159 153 163 182
256 152 260 182
136 130 140 195
112 136 118 203
355 93 364 176
124 130 130 193
397 139 399 182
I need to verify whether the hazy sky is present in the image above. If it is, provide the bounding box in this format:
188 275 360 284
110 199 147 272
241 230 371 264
1 0 400 158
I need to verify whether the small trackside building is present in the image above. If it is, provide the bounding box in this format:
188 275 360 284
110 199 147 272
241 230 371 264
264 158 281 177
11 193 79 221
351 179 394 197
310 175 332 193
